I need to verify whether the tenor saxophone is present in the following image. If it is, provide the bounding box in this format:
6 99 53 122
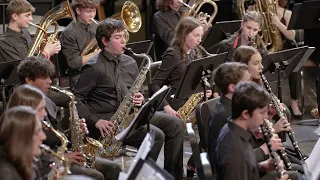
42 120 70 180
177 93 202 125
100 47 152 158
49 86 103 168
261 74 306 161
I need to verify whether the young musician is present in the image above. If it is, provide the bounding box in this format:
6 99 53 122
0 106 47 180
74 18 184 179
270 0 302 118
151 17 212 117
217 11 267 62
60 0 101 88
0 0 61 62
212 81 289 180
153 0 207 60
16 57 121 180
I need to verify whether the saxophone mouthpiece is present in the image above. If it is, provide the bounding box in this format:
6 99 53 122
123 47 134 55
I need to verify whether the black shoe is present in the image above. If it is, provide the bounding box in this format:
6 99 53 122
289 106 303 120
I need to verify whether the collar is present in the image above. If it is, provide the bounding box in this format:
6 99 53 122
76 20 90 30
5 27 25 38
102 50 121 62
228 118 252 142
220 95 231 106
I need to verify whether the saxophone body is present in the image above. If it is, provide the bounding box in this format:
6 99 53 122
100 48 152 158
177 93 202 125
260 119 288 178
27 0 74 57
261 74 306 161
49 86 103 168
42 121 70 180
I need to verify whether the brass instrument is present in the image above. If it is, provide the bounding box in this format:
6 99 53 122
237 0 282 52
198 45 216 57
40 144 70 179
261 73 306 161
80 1 141 56
260 119 288 177
177 93 202 125
311 105 318 118
49 86 103 168
42 120 70 180
27 0 75 57
100 47 152 158
179 0 218 27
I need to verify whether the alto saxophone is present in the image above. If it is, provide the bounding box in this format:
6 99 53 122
260 119 288 178
49 86 103 168
42 120 70 180
100 47 152 158
261 74 306 161
40 144 70 179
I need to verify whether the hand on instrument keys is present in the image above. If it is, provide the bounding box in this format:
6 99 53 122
273 117 291 133
131 92 144 107
268 100 284 116
260 134 284 155
95 120 116 137
43 41 61 56
64 152 86 166
271 13 281 27
200 90 212 99
164 105 182 119
70 117 89 134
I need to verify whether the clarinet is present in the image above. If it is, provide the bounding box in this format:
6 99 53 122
260 119 287 178
261 73 306 161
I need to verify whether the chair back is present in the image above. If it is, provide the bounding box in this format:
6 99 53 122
186 123 213 180
195 97 220 151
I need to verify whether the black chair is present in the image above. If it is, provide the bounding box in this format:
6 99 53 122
186 123 213 180
147 61 162 97
195 97 220 151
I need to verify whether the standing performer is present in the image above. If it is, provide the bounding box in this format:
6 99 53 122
60 0 101 88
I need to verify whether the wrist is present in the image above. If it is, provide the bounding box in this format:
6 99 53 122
42 50 50 59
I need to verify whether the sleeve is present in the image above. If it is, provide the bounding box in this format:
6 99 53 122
219 152 251 180
216 40 230 54
150 49 179 108
254 147 268 162
0 167 22 180
153 13 175 46
0 41 24 62
74 65 101 125
60 30 83 69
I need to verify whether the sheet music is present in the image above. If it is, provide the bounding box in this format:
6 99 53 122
305 138 320 180
115 86 169 141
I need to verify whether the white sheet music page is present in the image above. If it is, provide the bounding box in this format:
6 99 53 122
305 138 320 180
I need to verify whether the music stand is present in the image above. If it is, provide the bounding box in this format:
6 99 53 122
201 20 241 54
126 40 153 70
262 46 314 101
0 60 21 112
175 52 228 102
115 86 171 141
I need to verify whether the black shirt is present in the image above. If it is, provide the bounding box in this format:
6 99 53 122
213 120 260 180
0 27 32 62
74 50 139 132
150 47 194 110
60 21 97 72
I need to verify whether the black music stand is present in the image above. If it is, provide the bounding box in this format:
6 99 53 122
201 20 241 54
262 46 314 101
126 40 153 70
175 52 228 102
117 86 171 142
0 60 21 112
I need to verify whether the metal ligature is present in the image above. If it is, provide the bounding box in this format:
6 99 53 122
100 47 152 158
42 120 70 180
27 0 75 57
261 73 306 161
260 119 288 178
49 86 104 168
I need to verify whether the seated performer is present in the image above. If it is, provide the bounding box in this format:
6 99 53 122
151 16 212 117
0 106 47 180
212 81 289 180
216 11 267 62
16 57 121 180
74 18 184 180
60 0 101 88
0 0 60 62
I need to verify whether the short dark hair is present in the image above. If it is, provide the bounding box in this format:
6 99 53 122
17 56 55 84
214 62 249 95
233 45 259 64
71 0 100 16
6 0 35 18
232 81 270 119
95 18 125 49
